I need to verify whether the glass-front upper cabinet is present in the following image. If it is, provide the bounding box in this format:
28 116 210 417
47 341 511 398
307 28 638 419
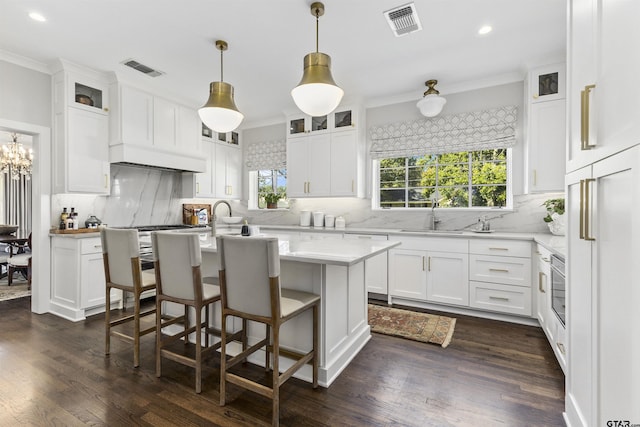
288 114 329 137
529 63 566 103
69 72 109 114
332 107 357 132
201 122 240 146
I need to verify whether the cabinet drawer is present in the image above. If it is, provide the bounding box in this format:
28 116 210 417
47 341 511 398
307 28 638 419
469 254 531 287
390 236 468 253
469 239 532 258
80 237 103 255
470 281 532 316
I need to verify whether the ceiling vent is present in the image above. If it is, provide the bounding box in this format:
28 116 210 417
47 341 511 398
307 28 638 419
121 59 165 77
384 2 422 37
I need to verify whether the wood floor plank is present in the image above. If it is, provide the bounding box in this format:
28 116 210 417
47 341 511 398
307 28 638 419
0 297 565 426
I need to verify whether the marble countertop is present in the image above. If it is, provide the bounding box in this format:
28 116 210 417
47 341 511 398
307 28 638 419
50 224 566 259
198 233 401 267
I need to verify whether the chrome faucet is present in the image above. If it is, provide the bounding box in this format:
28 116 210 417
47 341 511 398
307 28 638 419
430 199 440 230
211 200 232 236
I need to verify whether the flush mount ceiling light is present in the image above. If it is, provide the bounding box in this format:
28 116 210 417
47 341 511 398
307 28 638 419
198 40 244 133
416 79 447 117
28 12 46 22
291 2 344 117
478 25 493 35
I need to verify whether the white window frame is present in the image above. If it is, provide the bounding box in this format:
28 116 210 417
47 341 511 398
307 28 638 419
248 170 290 211
372 148 513 211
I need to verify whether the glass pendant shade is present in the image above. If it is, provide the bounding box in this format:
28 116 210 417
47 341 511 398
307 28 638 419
416 79 446 117
417 94 447 117
198 81 244 133
291 52 344 116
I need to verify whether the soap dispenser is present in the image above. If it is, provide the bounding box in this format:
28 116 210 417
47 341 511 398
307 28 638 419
241 220 250 236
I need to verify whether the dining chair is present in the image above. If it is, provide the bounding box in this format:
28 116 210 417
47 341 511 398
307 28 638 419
101 227 158 368
151 231 222 393
216 235 320 427
7 233 32 288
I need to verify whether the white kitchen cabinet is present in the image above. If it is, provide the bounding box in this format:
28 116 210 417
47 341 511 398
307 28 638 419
330 131 358 196
52 61 111 195
117 85 154 146
50 236 119 321
567 0 640 173
526 99 566 193
565 146 640 426
468 239 532 316
287 134 331 197
215 142 242 199
389 236 469 307
344 233 388 296
535 245 553 339
389 248 427 300
287 114 330 138
286 105 363 198
426 251 469 306
185 137 216 198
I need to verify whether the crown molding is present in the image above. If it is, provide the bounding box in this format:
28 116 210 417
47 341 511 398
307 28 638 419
0 49 51 74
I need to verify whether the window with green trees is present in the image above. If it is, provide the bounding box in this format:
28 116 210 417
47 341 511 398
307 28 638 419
378 149 508 208
257 169 288 209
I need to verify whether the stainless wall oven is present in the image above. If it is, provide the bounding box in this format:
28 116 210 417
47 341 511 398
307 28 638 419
550 254 565 326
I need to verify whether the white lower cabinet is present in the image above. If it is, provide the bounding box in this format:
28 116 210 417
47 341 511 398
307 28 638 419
535 245 553 340
468 239 532 317
50 236 118 321
389 237 469 307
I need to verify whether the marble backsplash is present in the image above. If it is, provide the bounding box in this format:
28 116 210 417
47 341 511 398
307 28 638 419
52 164 185 228
52 164 561 234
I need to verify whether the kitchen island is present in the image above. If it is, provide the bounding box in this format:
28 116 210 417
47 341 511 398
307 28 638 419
194 232 400 387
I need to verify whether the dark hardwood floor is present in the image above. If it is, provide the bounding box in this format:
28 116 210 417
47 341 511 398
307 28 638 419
0 297 565 426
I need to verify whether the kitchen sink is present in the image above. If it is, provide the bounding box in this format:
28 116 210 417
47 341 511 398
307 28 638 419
400 229 464 234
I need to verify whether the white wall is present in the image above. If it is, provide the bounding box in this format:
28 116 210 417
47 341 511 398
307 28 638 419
0 60 51 127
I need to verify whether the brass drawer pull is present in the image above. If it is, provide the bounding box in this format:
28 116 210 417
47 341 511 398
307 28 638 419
489 296 510 302
580 84 596 150
489 268 509 273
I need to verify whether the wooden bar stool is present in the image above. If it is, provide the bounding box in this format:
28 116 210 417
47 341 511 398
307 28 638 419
151 231 222 393
101 228 157 368
216 235 320 426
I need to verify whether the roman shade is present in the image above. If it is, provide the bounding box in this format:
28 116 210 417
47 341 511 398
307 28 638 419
245 139 286 171
369 105 518 159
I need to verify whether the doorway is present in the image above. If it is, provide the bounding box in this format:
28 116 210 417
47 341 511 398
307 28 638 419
0 118 51 314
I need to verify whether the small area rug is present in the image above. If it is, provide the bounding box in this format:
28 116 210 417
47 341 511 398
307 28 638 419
0 277 31 301
368 304 456 348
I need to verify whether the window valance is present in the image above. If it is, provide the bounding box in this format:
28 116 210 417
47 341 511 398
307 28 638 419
244 139 286 171
369 105 518 159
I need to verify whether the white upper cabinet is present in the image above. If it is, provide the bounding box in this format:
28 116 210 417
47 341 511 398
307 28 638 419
567 0 640 172
286 105 363 198
215 142 242 199
52 60 111 195
525 63 566 193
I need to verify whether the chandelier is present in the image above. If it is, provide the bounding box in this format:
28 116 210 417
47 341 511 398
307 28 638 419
0 133 34 180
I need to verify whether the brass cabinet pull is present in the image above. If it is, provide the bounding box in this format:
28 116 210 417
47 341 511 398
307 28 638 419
351 180 354 193
533 169 537 186
489 268 509 273
422 256 426 271
104 174 108 189
539 271 546 293
581 84 596 150
556 342 566 355
583 178 596 241
489 296 510 302
579 179 585 239
307 182 310 193
428 256 431 272
196 182 200 194
489 247 509 251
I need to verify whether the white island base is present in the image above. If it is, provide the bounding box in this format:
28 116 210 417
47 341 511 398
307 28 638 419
195 235 399 387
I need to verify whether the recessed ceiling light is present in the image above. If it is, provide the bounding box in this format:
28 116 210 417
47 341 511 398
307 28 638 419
29 12 46 22
478 25 492 35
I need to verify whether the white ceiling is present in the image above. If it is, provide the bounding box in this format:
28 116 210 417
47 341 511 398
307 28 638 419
0 0 566 129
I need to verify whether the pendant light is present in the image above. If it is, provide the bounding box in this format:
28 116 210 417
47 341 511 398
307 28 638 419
416 79 447 117
291 2 344 117
198 40 244 133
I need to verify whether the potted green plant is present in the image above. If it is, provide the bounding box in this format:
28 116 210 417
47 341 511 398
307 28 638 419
542 198 565 235
263 191 284 209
